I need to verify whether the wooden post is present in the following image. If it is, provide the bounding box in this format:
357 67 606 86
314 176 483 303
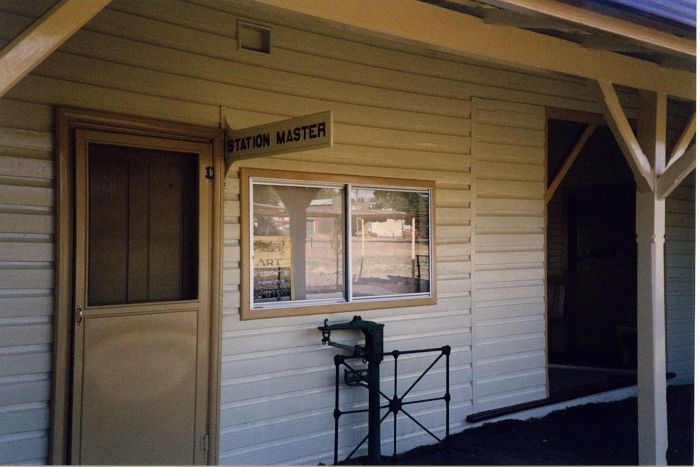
361 218 365 258
411 217 416 260
272 186 319 301
636 90 667 465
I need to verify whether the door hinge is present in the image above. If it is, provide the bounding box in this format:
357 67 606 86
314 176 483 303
204 166 215 179
201 433 210 454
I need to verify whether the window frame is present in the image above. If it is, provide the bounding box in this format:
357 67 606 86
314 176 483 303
240 168 437 319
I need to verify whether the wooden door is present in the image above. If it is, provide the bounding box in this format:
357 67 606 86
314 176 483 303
71 130 213 464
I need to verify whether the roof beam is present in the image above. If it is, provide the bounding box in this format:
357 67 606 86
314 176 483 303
0 0 111 98
591 80 654 191
483 9 585 32
657 144 696 199
581 35 657 54
252 0 695 100
480 0 695 57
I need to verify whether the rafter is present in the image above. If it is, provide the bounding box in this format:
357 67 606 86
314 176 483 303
545 122 596 204
0 0 111 98
657 144 696 199
591 80 654 191
483 9 585 32
581 35 655 54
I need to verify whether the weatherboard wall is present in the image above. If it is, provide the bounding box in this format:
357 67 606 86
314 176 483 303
665 172 695 385
0 0 694 464
0 99 53 465
471 98 547 412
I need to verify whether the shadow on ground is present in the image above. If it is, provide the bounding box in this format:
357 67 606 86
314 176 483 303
345 384 693 465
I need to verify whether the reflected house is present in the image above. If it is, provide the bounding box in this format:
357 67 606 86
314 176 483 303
364 218 406 238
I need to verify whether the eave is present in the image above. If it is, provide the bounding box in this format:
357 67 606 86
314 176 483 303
251 0 695 101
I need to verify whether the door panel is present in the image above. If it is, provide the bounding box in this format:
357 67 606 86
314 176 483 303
81 311 198 465
72 130 212 465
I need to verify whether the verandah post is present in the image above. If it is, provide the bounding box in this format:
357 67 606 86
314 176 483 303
636 90 668 465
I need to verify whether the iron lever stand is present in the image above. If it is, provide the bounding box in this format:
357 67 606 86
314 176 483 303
319 316 450 465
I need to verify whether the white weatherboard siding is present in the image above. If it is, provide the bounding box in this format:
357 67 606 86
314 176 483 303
471 98 547 412
0 97 54 465
665 172 694 385
0 0 694 464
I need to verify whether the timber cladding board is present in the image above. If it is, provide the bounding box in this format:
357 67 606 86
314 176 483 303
0 96 54 464
665 173 695 385
471 98 547 413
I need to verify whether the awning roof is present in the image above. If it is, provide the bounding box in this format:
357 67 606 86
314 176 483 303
1 0 695 101
425 0 696 72
592 0 695 29
253 0 695 100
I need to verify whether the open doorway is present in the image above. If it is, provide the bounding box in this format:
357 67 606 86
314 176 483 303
546 114 638 397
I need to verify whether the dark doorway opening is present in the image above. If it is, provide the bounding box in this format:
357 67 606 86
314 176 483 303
546 117 637 396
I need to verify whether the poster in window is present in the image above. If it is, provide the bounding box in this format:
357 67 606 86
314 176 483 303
253 235 293 302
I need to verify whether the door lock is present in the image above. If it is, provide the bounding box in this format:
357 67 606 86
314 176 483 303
76 305 84 324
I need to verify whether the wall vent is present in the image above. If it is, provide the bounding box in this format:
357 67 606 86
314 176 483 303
238 20 271 54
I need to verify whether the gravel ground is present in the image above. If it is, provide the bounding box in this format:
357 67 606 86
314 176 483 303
347 384 693 465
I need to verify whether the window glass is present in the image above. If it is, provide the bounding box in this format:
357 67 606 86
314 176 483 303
351 188 430 298
252 183 345 304
245 171 434 317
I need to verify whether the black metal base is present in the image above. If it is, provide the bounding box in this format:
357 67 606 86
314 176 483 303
331 346 451 465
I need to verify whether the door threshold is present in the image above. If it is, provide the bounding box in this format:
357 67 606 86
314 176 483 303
548 363 637 375
466 372 675 424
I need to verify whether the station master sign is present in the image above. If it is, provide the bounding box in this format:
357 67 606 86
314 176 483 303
225 111 333 163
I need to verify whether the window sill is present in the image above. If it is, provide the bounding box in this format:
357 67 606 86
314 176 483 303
240 295 437 320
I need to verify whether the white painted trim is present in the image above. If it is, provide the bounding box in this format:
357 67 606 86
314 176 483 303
0 0 111 98
251 0 695 100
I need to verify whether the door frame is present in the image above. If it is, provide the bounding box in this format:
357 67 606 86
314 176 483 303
50 107 224 464
544 107 604 396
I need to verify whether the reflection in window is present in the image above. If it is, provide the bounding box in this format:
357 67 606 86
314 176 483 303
351 189 430 297
247 174 433 315
252 183 345 304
